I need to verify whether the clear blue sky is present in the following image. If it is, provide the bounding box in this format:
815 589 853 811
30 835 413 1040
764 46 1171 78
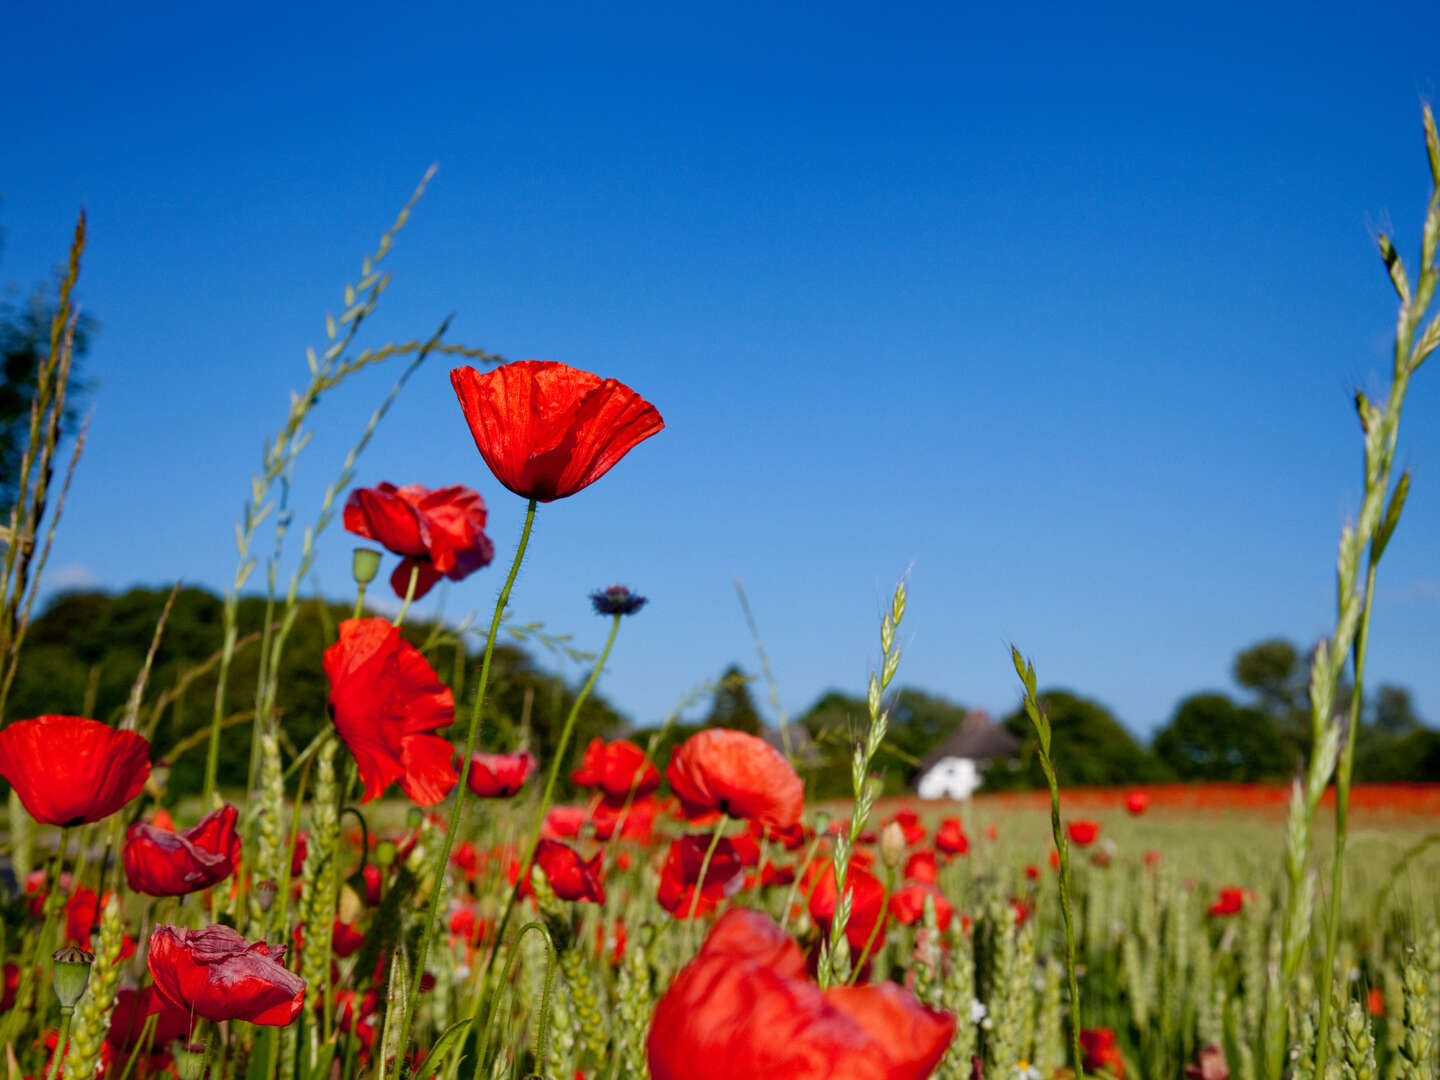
3 1 1438 739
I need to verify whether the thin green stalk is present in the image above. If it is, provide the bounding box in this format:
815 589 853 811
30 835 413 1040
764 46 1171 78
400 499 537 1054
392 563 421 627
475 923 555 1080
1012 646 1085 1080
686 815 730 926
779 831 826 935
47 1011 72 1080
849 863 894 982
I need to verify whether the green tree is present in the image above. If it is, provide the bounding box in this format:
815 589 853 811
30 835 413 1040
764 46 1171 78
1370 684 1422 736
1232 638 1306 717
988 689 1169 790
1152 692 1290 781
702 663 761 734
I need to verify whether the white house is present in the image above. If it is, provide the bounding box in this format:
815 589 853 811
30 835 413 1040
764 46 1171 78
915 710 1020 800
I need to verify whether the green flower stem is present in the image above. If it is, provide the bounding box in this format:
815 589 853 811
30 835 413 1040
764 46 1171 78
400 499 537 1054
850 864 894 983
686 814 730 927
352 583 366 621
47 1010 72 1080
483 611 622 980
391 563 421 628
779 831 826 935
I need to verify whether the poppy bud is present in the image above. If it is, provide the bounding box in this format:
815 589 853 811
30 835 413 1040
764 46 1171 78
253 879 278 913
814 811 830 835
879 822 907 869
51 944 93 1008
374 840 397 866
338 879 365 924
406 807 424 830
173 1042 208 1080
352 547 382 586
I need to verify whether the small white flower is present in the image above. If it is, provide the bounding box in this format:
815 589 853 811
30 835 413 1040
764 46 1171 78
1015 1061 1042 1080
969 999 988 1024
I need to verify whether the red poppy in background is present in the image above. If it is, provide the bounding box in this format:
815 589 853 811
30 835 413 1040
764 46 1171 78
148 924 306 1026
332 921 365 958
667 729 804 831
808 862 889 954
106 985 194 1059
531 839 606 904
885 808 926 846
123 805 242 897
462 750 536 798
903 850 938 885
647 908 954 1080
1080 1028 1126 1077
0 715 150 826
571 737 660 804
889 883 955 932
934 817 969 855
1025 864 1041 880
343 482 494 599
2 962 18 1012
542 805 589 840
657 834 746 918
591 795 658 844
450 361 664 502
324 618 458 806
1367 987 1385 1017
1125 790 1151 815
1068 820 1101 847
1208 887 1246 917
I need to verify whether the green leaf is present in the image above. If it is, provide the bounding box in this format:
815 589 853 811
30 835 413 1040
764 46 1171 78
411 1018 473 1080
1372 469 1410 561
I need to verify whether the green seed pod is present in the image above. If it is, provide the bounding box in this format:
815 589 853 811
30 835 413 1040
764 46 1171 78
51 945 93 1009
352 547 382 585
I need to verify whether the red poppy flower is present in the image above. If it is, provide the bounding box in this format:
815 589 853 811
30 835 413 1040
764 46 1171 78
1367 987 1385 1018
123 805 242 897
889 884 954 932
647 908 954 1080
1144 850 1162 866
666 729 804 831
0 715 150 826
106 986 194 1057
1068 820 1100 847
571 737 660 804
323 618 458 806
590 795 658 844
1080 1028 1125 1077
343 482 494 599
530 839 605 903
450 361 664 502
1124 790 1150 816
885 808 926 846
542 805 589 840
808 862 888 954
934 817 969 855
462 750 536 798
332 921 365 958
1208 887 1246 917
449 903 488 947
903 850 938 885
147 924 306 1026
1 962 18 1012
1025 864 1040 880
657 834 747 919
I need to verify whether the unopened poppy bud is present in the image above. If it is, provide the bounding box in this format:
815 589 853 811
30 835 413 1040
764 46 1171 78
149 761 172 793
406 807 424 831
352 547 382 586
253 879 278 913
814 811 831 835
880 821 906 869
173 1042 208 1080
51 944 93 1008
338 880 364 924
374 840 397 867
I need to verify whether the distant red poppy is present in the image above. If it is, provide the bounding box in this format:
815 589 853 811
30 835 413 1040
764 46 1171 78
530 839 606 904
1025 864 1041 880
667 729 804 831
1080 1028 1125 1077
1367 986 1385 1017
324 618 458 806
1124 790 1150 816
571 737 660 804
542 805 589 840
657 834 746 918
1144 850 1162 867
2 962 18 1012
462 750 536 798
1208 887 1246 917
885 808 926 846
332 921 365 958
934 817 969 855
889 883 955 932
590 795 659 844
450 361 664 502
1068 820 1101 847
148 924 306 1026
647 908 954 1080
904 850 938 885
123 805 242 897
343 482 494 599
0 715 150 827
808 862 888 954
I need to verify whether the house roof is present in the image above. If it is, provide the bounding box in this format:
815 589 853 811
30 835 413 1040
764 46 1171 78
916 710 1021 774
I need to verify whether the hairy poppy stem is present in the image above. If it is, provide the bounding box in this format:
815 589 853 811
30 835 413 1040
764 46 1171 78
391 563 421 628
686 814 729 927
46 1010 71 1080
400 499 537 1056
481 611 623 984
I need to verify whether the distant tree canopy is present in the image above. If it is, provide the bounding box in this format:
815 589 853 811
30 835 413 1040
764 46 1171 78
1153 692 1290 781
5 586 624 799
702 663 762 734
988 690 1172 790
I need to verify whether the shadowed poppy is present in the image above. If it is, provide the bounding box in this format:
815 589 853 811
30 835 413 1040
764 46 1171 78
343 482 494 599
666 729 804 831
123 805 242 898
450 361 664 502
0 715 150 826
1068 820 1101 847
106 985 194 1058
462 750 536 798
324 618 458 806
657 834 746 918
572 737 660 804
530 839 606 904
148 924 306 1026
647 908 954 1080
934 817 969 855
